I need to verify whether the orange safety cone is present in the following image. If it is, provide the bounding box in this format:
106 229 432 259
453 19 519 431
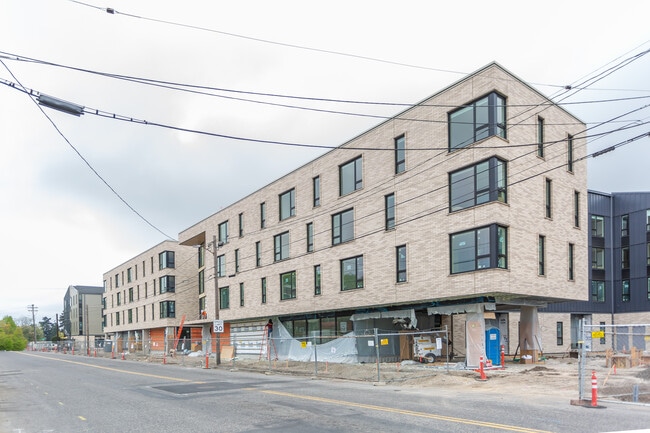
591 370 598 407
478 356 488 381
204 353 209 369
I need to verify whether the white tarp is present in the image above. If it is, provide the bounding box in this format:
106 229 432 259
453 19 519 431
272 320 359 364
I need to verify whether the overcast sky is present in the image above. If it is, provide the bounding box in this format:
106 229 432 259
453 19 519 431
1 0 649 324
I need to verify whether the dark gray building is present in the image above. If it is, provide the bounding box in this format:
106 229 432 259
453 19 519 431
542 191 650 350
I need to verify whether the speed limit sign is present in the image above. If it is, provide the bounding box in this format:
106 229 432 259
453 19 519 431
213 320 224 333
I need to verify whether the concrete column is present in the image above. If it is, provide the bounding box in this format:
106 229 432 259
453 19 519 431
465 311 485 368
519 306 541 362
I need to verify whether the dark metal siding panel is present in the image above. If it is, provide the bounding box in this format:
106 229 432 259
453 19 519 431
542 300 610 314
612 192 650 314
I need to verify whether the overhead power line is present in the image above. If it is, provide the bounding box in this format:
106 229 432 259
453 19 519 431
2 76 648 152
0 60 175 241
64 0 650 93
2 51 649 122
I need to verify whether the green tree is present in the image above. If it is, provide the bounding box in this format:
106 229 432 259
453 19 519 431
0 316 28 351
39 316 56 341
15 316 42 342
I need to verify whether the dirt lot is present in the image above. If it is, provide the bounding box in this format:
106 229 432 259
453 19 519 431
207 354 650 404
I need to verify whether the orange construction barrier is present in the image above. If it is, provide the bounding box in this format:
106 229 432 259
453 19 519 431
477 356 488 381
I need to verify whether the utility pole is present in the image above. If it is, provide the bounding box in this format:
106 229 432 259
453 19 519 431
27 304 38 345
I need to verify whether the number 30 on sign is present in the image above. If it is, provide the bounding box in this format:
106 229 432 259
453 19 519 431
213 320 224 333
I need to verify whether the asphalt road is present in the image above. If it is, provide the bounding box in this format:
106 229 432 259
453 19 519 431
1 351 649 433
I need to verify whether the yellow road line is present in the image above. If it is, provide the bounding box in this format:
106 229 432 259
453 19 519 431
260 390 552 433
19 352 193 383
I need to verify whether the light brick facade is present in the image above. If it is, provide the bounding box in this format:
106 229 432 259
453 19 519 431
176 63 588 354
102 240 196 350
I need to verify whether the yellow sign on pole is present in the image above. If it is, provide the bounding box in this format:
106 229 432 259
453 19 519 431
591 331 605 339
380 338 389 346
301 341 307 349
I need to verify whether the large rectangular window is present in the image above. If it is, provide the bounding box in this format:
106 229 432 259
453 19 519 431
260 202 266 229
339 156 362 196
128 287 134 302
127 268 132 283
591 281 605 302
306 222 314 252
450 224 507 274
592 247 605 269
239 283 245 307
568 243 575 281
198 245 204 268
538 235 545 276
281 271 297 300
574 191 580 228
234 249 240 273
385 193 395 230
622 247 630 269
395 135 405 173
332 209 354 245
198 270 205 295
238 213 244 237
159 275 175 293
274 231 290 262
261 277 267 304
159 251 175 270
567 134 574 172
556 322 563 346
160 301 175 318
341 255 364 291
255 241 261 267
647 210 650 232
545 178 552 218
199 297 206 317
218 221 229 244
537 117 545 157
217 254 226 277
622 280 630 302
313 176 320 207
647 243 650 265
396 245 407 283
220 287 230 309
621 214 629 237
279 188 296 221
449 157 507 211
449 92 506 150
314 264 321 295
591 215 605 237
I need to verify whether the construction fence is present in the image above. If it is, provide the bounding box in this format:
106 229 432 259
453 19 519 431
30 325 454 381
578 323 650 404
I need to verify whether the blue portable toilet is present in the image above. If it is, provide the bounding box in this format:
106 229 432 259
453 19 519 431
485 327 501 365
